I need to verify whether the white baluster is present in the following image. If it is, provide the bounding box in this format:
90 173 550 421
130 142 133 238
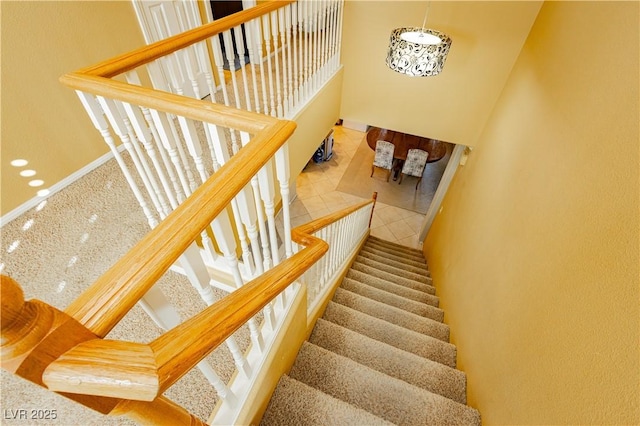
206 123 255 274
311 1 320 93
182 243 252 378
337 0 345 66
275 144 293 258
120 94 179 211
262 15 277 117
180 243 216 306
115 101 171 217
167 116 199 193
76 92 158 228
211 210 265 352
209 35 241 153
183 47 203 99
97 96 166 222
251 18 270 115
330 0 340 71
319 0 327 83
235 186 277 330
278 7 289 117
291 2 300 109
155 55 199 191
270 11 284 117
258 161 280 267
148 109 192 201
284 5 294 114
141 106 186 204
162 54 186 95
243 21 261 114
235 185 263 275
303 0 311 100
222 30 243 109
251 175 272 271
232 25 253 112
176 116 222 264
138 285 237 406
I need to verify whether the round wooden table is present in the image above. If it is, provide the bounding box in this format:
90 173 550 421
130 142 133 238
366 127 447 162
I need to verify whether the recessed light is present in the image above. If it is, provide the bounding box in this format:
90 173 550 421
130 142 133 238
28 180 44 187
10 159 28 167
20 169 36 177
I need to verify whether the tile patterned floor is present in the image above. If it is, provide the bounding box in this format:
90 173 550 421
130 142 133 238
290 125 427 250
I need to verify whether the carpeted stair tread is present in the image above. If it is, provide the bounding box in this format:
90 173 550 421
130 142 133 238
365 239 427 263
342 278 444 321
364 242 428 265
323 302 456 367
347 268 438 306
260 375 393 426
289 342 480 425
367 236 426 257
355 255 433 285
309 319 466 403
348 266 437 296
358 249 431 276
346 269 439 306
332 287 448 341
361 244 429 271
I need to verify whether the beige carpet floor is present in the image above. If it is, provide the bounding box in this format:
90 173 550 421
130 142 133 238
336 137 453 214
0 154 248 425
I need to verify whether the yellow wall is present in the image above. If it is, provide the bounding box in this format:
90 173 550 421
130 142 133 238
339 1 541 146
287 68 344 180
424 2 639 424
1 1 146 215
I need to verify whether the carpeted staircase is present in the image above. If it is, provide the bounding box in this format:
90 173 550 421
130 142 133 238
261 236 481 425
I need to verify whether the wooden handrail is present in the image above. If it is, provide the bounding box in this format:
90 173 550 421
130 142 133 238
41 196 378 401
60 73 275 134
65 120 296 337
42 236 327 400
1 275 206 425
293 197 376 237
77 0 295 78
2 1 357 422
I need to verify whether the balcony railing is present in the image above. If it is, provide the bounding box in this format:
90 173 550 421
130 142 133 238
0 2 380 425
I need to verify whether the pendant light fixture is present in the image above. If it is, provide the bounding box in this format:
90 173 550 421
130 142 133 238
386 2 452 77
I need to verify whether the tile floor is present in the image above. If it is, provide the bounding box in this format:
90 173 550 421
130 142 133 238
289 125 427 250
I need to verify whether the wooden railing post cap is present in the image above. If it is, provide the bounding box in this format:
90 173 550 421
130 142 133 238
1 275 25 331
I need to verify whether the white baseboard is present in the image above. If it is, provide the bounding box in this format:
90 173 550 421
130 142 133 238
341 119 369 132
0 146 125 228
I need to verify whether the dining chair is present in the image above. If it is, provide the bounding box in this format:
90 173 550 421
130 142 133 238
399 149 429 189
371 140 395 182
